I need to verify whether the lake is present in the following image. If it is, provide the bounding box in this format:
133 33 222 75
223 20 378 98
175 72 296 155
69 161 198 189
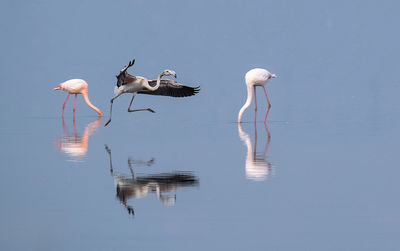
1 0 400 250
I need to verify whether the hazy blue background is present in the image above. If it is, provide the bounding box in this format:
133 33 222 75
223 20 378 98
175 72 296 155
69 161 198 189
1 0 400 250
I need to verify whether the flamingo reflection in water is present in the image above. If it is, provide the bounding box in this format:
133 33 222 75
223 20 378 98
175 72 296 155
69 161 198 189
56 117 102 162
238 122 273 181
105 145 199 215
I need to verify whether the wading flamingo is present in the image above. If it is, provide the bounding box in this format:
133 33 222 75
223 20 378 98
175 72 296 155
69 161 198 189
105 59 200 126
238 68 276 123
54 79 103 117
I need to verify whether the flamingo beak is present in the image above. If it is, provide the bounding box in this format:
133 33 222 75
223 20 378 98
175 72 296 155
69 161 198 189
54 84 62 90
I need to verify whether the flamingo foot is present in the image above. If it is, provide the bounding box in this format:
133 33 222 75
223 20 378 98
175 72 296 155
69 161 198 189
105 119 112 127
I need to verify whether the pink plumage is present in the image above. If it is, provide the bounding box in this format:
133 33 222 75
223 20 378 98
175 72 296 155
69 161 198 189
54 79 103 117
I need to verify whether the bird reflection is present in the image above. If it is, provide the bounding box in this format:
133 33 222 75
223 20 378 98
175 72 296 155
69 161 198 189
56 116 102 162
105 145 199 216
238 122 273 181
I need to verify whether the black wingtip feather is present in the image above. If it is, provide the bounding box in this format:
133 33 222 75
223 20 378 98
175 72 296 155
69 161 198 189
138 80 200 98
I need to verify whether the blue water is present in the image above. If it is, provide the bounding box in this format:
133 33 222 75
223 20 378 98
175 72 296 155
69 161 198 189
1 0 400 250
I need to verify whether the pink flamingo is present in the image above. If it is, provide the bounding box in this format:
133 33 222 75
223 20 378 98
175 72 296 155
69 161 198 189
54 79 103 117
238 68 276 123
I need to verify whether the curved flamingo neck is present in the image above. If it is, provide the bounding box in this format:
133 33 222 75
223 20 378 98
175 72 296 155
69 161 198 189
81 91 103 117
143 72 166 91
238 85 253 123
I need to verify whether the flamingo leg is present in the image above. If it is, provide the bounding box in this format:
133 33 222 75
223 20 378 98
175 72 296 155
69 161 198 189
254 107 257 124
62 93 70 117
127 93 155 113
105 92 124 126
104 97 116 127
73 94 78 113
254 117 258 159
262 86 271 123
254 86 258 123
253 86 257 112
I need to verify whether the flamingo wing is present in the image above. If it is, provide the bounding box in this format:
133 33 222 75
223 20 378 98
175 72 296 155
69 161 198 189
117 72 137 87
138 79 200 97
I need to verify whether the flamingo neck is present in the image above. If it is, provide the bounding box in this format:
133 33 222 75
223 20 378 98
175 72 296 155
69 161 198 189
81 91 103 117
145 71 167 91
238 85 253 123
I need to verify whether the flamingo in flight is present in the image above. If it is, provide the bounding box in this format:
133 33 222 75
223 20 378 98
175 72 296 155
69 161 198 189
238 68 276 123
104 59 200 126
54 79 103 117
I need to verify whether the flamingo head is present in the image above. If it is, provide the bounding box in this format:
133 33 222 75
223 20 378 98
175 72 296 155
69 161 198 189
54 83 63 90
162 69 177 78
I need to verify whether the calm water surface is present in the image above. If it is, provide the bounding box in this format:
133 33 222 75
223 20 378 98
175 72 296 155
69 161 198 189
1 0 400 250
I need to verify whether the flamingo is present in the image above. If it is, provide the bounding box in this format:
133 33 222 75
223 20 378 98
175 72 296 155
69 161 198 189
54 79 103 117
238 68 276 123
104 59 200 126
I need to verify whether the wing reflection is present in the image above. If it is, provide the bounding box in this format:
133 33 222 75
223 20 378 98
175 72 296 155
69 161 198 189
238 123 273 181
105 145 199 216
56 117 102 162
